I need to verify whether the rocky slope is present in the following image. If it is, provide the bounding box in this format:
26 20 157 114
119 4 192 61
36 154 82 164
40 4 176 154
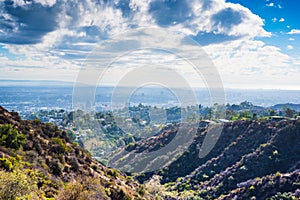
0 106 152 199
119 119 300 199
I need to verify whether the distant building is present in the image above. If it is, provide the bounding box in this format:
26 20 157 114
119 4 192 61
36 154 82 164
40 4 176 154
216 119 231 123
129 104 150 126
199 120 216 128
270 116 286 122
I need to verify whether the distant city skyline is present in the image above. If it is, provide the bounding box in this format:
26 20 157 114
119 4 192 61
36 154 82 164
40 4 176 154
0 0 299 90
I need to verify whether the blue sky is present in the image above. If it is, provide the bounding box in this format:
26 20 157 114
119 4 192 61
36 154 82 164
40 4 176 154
0 0 299 89
227 0 300 55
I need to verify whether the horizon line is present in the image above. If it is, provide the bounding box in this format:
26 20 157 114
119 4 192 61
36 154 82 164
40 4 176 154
0 79 300 91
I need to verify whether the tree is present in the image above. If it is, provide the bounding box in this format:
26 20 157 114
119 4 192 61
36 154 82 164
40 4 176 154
0 124 26 150
239 110 253 120
269 109 277 116
284 107 295 118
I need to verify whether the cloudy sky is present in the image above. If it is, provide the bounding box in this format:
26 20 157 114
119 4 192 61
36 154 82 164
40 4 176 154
0 0 299 89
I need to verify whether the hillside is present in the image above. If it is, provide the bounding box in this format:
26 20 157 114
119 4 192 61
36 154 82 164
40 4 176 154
1 105 299 200
0 106 153 200
271 103 300 112
116 119 300 199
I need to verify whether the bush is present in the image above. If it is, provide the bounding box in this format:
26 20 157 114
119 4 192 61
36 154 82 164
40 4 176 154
267 192 298 200
144 175 171 198
138 185 146 196
111 186 134 200
0 157 13 171
51 138 70 154
0 124 26 150
56 177 109 200
0 169 37 200
50 159 63 176
69 157 79 172
107 168 120 178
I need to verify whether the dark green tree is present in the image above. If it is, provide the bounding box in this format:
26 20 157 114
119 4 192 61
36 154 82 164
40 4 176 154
269 109 277 116
284 107 295 118
0 124 26 150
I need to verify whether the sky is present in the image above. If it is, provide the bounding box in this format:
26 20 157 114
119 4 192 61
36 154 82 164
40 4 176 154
0 0 299 90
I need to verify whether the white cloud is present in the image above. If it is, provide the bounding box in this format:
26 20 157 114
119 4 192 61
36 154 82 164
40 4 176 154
197 1 269 37
0 46 80 81
0 0 298 89
11 0 29 7
1 0 271 57
33 0 56 7
288 29 300 34
289 38 295 41
287 45 294 50
58 1 130 35
130 0 151 12
266 2 283 8
279 18 285 22
272 17 277 22
203 39 299 89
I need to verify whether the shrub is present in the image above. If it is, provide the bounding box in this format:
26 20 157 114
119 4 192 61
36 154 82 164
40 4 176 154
0 157 13 171
273 150 279 156
56 177 109 200
202 174 209 180
138 185 146 196
125 142 136 151
268 192 298 200
0 124 26 150
69 157 79 172
50 159 63 176
51 138 70 154
275 171 281 177
110 186 133 200
144 175 170 198
107 168 119 178
0 169 37 200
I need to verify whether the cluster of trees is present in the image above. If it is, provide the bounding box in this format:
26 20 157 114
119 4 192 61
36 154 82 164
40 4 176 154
62 102 300 165
199 101 300 121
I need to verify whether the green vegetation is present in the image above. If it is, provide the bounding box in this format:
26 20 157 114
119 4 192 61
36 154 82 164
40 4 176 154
1 104 300 199
56 177 109 200
0 124 26 150
0 106 154 199
51 138 70 153
0 156 14 171
132 118 300 199
268 192 299 200
0 169 37 200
